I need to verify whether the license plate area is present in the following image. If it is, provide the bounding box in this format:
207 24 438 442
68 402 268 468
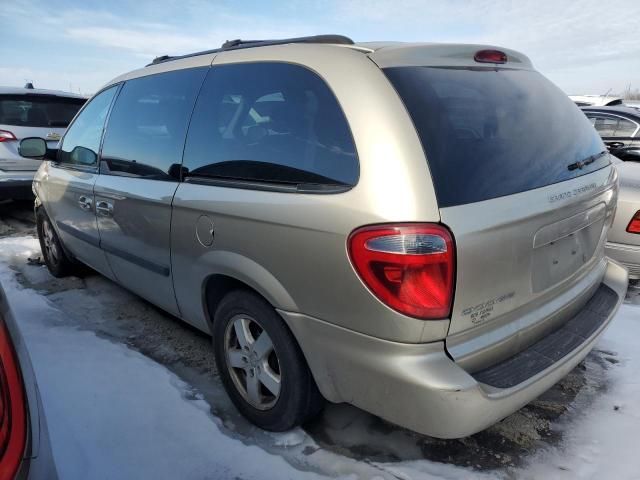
532 204 606 292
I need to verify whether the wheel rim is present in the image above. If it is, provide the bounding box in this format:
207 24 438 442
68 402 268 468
224 314 281 410
41 218 59 265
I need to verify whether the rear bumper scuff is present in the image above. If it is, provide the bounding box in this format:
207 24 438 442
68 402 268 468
280 259 628 438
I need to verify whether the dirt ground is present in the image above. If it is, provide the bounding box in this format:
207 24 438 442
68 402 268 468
0 198 633 477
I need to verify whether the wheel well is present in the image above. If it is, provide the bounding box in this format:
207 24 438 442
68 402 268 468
204 274 260 327
203 273 326 403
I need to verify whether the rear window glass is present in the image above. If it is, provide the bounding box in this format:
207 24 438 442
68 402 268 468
0 95 85 128
384 67 609 207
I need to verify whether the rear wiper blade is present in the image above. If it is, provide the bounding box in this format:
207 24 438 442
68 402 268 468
567 151 607 171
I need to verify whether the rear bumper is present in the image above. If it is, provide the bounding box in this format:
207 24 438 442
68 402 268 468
281 259 628 438
606 241 640 279
0 171 35 200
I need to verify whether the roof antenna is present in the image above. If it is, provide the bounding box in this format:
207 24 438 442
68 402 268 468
24 81 34 89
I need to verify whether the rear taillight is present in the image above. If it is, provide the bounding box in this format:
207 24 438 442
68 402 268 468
0 321 26 480
627 211 640 234
474 49 507 64
348 224 455 319
0 131 16 143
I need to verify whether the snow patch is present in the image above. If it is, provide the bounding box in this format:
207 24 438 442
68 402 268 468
518 303 640 480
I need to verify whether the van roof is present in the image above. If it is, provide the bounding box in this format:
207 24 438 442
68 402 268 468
148 34 358 66
146 35 533 71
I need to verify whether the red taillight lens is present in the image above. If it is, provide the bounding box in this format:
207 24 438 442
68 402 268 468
0 131 16 143
0 321 26 480
348 224 455 319
474 49 507 64
627 211 640 234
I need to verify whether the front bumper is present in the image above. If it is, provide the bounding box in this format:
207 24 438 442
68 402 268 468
281 259 628 439
606 241 640 279
0 171 35 200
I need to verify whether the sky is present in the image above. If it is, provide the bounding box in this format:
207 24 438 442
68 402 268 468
1 0 639 96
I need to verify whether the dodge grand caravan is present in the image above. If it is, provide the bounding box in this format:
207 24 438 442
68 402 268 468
20 35 627 438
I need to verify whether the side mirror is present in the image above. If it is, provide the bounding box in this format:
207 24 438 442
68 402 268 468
70 146 97 166
19 137 47 158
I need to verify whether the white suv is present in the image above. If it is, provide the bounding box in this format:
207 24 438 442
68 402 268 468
0 85 85 199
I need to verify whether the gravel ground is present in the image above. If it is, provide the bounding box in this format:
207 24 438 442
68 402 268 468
0 199 632 476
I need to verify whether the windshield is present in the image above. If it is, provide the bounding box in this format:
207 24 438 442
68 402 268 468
0 94 86 128
384 67 609 207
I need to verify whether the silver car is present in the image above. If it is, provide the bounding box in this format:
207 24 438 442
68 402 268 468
20 35 627 438
607 159 640 280
0 84 85 200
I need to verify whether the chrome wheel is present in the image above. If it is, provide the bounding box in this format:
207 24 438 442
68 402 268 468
224 314 281 410
41 218 59 265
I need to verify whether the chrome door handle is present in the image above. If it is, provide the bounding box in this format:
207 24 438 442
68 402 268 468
95 200 113 217
78 195 93 211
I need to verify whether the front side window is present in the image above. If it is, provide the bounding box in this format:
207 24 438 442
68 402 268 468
615 118 638 137
100 68 207 180
58 86 118 167
182 62 358 189
591 116 618 136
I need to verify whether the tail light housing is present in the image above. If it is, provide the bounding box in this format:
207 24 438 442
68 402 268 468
0 131 16 143
0 321 26 480
627 210 640 234
348 224 455 319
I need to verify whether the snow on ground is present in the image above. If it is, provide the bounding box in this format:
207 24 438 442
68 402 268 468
0 234 639 479
0 238 329 480
0 236 488 479
519 303 640 480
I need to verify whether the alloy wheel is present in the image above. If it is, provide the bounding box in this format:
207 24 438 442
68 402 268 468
224 314 281 410
41 219 59 265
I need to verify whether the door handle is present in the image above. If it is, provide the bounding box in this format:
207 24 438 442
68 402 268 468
78 195 93 211
95 200 114 217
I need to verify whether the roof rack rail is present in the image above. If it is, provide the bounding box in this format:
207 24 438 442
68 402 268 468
221 34 353 50
147 34 354 66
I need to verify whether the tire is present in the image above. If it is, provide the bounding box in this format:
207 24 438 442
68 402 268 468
213 290 324 431
36 208 75 278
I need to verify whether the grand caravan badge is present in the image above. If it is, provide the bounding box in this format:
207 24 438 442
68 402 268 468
548 182 597 203
46 132 61 141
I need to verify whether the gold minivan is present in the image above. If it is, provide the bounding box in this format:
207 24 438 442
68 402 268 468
21 35 627 438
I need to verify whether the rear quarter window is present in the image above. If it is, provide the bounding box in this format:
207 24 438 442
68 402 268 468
384 67 609 207
182 62 358 190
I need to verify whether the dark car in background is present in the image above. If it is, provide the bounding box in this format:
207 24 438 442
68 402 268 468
0 284 57 479
582 106 640 162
